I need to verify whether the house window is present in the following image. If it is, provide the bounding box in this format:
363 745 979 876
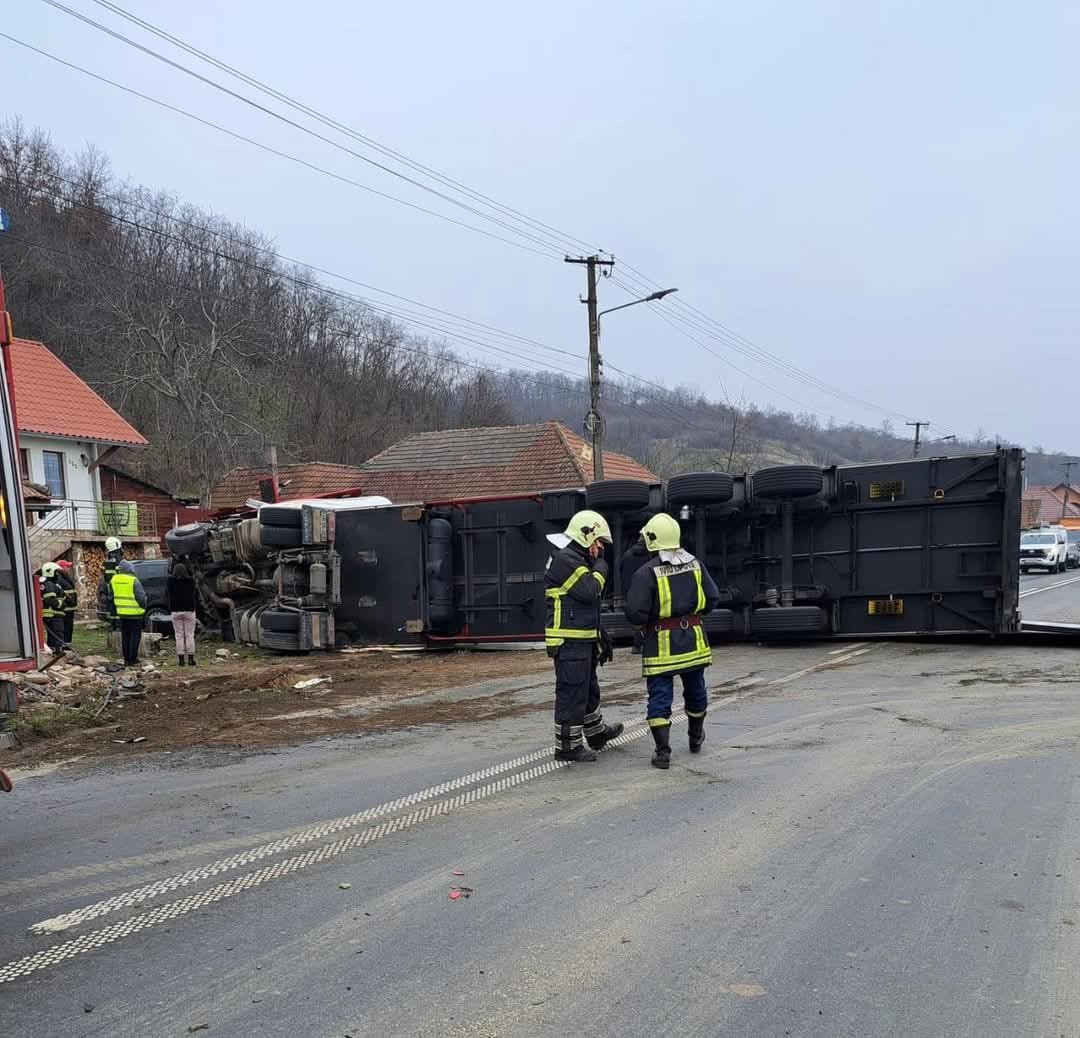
42 450 66 499
18 448 29 480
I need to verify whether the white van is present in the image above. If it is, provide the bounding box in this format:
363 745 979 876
1020 525 1070 574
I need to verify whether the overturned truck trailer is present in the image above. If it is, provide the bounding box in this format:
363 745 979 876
168 449 1024 650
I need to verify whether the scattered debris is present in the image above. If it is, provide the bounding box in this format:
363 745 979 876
451 868 465 877
338 883 352 890
294 676 332 691
449 890 461 901
215 649 231 659
450 886 474 900
188 1025 209 1034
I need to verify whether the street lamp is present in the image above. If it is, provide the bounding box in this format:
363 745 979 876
585 287 678 480
597 287 678 320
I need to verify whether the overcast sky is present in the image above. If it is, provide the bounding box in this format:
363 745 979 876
6 0 1078 452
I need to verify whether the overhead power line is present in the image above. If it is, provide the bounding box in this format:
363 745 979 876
16 3 942 432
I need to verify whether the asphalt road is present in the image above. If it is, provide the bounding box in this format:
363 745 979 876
2 630 1080 1038
1020 567 1080 624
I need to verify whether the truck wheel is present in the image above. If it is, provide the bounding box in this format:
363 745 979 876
259 506 302 528
260 525 303 548
703 607 737 635
752 466 824 501
666 472 735 506
750 606 828 636
259 631 304 653
260 610 301 633
585 479 652 511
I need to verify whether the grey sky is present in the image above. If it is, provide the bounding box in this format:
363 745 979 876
7 0 1078 451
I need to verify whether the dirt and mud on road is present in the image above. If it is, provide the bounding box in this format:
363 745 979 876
3 648 555 766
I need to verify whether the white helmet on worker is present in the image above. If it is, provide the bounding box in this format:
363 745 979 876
40 562 59 578
105 536 122 553
563 510 612 551
641 512 681 552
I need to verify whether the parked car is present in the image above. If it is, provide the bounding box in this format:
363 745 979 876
1020 526 1070 574
127 559 173 631
1067 529 1080 569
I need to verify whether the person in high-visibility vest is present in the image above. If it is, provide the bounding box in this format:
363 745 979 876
544 510 624 762
624 512 721 770
39 562 68 653
109 559 148 666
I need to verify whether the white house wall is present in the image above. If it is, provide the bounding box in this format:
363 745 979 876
19 434 102 530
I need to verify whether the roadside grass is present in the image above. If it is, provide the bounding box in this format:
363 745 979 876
70 623 270 668
6 703 99 738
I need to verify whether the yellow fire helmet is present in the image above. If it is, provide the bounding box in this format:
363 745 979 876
40 562 60 578
641 512 681 552
105 537 122 553
563 510 613 550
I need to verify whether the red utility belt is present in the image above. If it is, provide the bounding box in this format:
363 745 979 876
652 615 702 632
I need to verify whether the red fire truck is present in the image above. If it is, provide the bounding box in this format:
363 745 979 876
0 273 40 791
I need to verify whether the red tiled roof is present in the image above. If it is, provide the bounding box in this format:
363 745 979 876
211 462 366 511
7 338 147 446
1022 485 1080 525
360 422 657 502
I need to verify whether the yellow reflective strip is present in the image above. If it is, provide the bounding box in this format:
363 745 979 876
557 565 589 594
553 595 562 634
647 717 672 728
694 569 705 613
547 628 598 640
657 573 672 619
686 710 706 718
594 571 606 590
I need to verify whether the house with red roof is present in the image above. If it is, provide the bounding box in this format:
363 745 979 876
359 421 658 502
7 337 157 571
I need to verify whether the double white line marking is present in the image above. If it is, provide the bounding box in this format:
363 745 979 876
1019 575 1080 599
2 644 875 984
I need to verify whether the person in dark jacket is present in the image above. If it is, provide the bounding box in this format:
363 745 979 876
624 512 721 769
39 563 68 653
619 533 651 654
96 537 124 628
108 559 148 666
544 510 624 762
167 562 198 667
55 560 78 646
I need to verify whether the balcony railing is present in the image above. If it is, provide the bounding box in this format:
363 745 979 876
26 498 159 543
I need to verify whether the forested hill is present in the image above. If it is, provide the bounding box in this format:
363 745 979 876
0 120 1068 498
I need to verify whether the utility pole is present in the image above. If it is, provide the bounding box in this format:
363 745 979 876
565 254 614 481
906 421 930 459
1062 460 1075 520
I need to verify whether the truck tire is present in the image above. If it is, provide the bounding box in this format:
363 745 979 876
259 630 304 653
750 606 828 636
260 610 301 633
666 472 735 506
752 465 824 501
261 524 303 548
585 479 652 511
703 607 737 635
259 506 302 528
165 523 209 556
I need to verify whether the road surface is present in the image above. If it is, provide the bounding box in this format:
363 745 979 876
1020 568 1080 625
2 629 1080 1037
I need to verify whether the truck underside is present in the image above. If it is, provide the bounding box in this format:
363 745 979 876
171 449 1029 651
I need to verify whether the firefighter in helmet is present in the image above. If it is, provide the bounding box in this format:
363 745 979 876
39 562 68 652
55 560 78 646
544 509 624 762
96 537 123 628
624 512 721 769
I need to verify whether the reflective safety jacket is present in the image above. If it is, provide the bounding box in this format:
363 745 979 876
109 570 147 618
624 551 721 676
40 577 66 619
544 543 608 650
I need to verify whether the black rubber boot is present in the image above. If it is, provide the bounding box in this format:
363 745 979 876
688 713 706 753
188 655 197 667
178 655 186 666
555 744 599 763
650 724 671 769
586 722 625 751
